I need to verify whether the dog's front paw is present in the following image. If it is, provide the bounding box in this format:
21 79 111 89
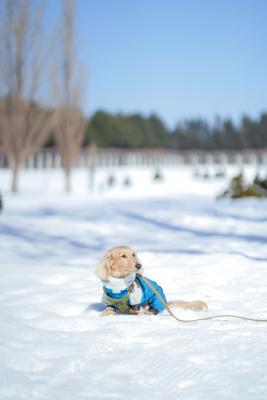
145 306 159 315
102 306 116 316
129 305 141 315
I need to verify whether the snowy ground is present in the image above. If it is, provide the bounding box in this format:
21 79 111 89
1 166 267 399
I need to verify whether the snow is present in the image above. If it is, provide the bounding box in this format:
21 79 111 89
0 165 267 399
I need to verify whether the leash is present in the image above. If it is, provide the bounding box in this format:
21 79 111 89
137 274 267 323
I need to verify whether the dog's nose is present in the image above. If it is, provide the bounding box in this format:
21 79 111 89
136 263 142 270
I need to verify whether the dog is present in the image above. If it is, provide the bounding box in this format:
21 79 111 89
96 246 208 316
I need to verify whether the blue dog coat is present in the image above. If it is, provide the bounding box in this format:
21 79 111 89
102 274 167 313
136 275 167 312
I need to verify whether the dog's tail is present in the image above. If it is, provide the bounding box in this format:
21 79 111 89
168 300 208 311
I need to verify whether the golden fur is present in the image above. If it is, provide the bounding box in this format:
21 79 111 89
96 246 208 315
96 246 143 280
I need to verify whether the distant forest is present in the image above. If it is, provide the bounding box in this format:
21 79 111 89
46 110 267 150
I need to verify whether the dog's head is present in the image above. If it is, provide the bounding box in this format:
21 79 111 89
96 246 143 280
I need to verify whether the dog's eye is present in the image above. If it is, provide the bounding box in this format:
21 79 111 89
121 254 127 258
132 253 136 257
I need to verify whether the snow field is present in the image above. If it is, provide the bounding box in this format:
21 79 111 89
0 165 267 399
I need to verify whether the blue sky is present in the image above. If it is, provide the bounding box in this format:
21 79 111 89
48 0 267 128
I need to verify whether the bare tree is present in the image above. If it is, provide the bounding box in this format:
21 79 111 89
54 106 85 192
0 0 51 192
53 0 86 193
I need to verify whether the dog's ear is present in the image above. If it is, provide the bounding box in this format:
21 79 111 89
95 251 114 280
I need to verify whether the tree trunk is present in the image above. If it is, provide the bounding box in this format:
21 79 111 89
65 169 71 193
11 164 19 193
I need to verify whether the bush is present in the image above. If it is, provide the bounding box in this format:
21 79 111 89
219 174 264 199
153 169 163 182
254 174 267 191
107 175 116 187
215 170 225 178
123 176 132 187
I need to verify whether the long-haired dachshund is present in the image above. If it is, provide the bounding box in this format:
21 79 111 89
96 246 208 316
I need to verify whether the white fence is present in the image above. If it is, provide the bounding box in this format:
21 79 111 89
1 148 267 169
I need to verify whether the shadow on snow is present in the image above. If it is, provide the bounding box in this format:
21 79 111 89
118 210 267 245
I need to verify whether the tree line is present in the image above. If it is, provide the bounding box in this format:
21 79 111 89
44 110 267 151
171 114 267 150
